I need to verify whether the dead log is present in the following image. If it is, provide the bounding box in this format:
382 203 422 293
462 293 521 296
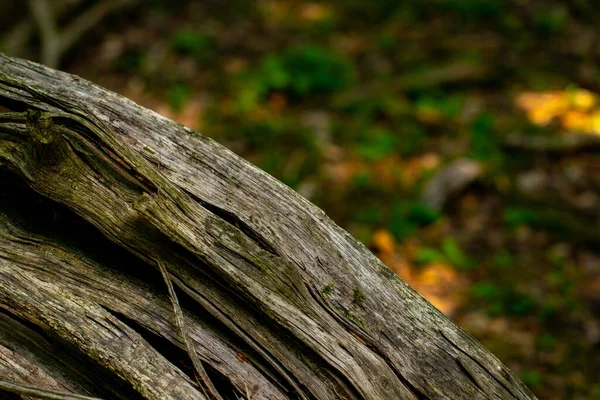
0 53 537 400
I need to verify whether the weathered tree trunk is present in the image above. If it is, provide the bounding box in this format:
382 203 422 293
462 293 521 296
0 53 536 400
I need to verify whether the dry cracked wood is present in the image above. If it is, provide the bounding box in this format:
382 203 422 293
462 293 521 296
0 53 537 400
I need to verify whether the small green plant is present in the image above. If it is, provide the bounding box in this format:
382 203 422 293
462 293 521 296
351 205 382 226
170 30 216 62
237 44 355 110
471 281 500 300
415 247 445 264
415 238 472 269
520 370 542 389
337 306 367 330
469 112 500 161
389 201 440 241
322 282 335 297
409 203 441 225
471 282 536 316
167 83 192 113
352 286 365 307
356 128 397 161
415 94 464 122
503 207 538 230
536 333 556 350
441 238 472 269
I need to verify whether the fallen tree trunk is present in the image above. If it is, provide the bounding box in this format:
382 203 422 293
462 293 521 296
0 53 536 400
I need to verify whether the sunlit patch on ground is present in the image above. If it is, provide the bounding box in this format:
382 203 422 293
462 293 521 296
516 88 600 134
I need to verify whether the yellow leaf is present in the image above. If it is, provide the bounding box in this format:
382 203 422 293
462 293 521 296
570 89 596 109
372 229 395 255
561 110 591 132
418 262 458 286
590 111 600 134
527 107 556 125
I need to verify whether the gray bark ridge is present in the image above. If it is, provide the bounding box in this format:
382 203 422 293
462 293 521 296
0 53 537 400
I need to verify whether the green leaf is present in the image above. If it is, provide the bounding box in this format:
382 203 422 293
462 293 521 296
520 370 542 388
239 44 355 104
469 112 499 161
471 282 499 299
503 207 538 229
167 84 192 113
409 203 440 225
170 30 216 62
441 238 472 269
356 128 396 161
415 247 445 264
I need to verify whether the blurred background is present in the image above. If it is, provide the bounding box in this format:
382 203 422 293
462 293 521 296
2 0 600 398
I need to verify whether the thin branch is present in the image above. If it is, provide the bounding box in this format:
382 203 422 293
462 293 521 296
157 260 224 400
22 0 135 68
59 0 137 55
27 0 60 68
1 0 83 59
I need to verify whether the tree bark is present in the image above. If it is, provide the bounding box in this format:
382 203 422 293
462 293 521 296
0 53 537 400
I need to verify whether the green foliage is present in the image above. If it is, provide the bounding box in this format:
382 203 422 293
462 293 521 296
469 112 500 161
352 286 366 306
441 238 472 269
503 207 539 229
410 203 440 225
520 370 542 389
502 206 593 240
350 169 372 190
322 282 335 297
352 205 382 225
167 83 192 113
535 6 569 35
273 45 354 96
415 247 445 264
356 128 397 161
398 125 426 156
239 119 287 148
170 30 216 62
337 306 367 329
493 250 514 269
471 282 536 316
377 32 397 53
415 93 464 121
389 201 440 241
415 238 472 269
335 91 412 120
508 294 536 316
536 333 556 350
471 281 500 300
237 44 355 110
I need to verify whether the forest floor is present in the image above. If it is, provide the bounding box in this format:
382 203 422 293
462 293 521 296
8 1 600 398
